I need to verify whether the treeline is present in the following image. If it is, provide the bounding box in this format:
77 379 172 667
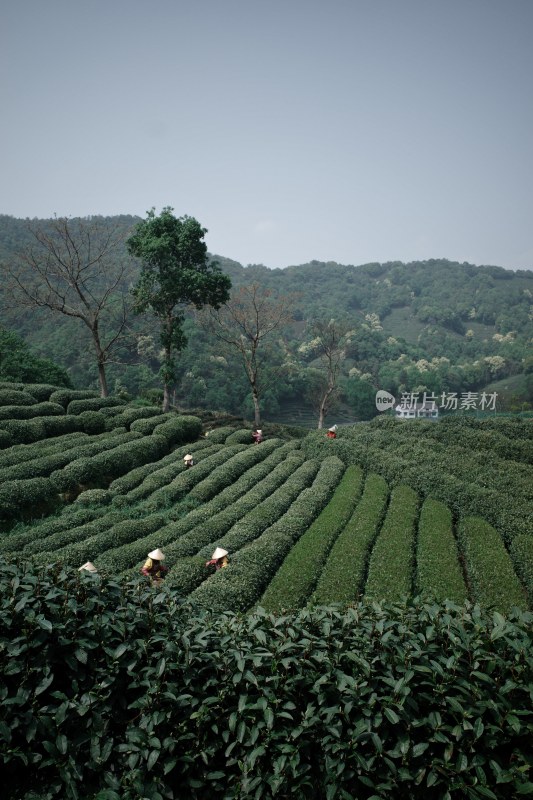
0 214 532 420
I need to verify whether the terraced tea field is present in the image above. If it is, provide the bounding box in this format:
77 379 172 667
0 382 531 613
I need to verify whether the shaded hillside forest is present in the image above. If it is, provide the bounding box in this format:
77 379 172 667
1 213 532 422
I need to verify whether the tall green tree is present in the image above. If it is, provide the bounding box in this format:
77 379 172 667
127 208 231 412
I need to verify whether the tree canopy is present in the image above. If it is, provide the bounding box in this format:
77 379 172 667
127 209 231 411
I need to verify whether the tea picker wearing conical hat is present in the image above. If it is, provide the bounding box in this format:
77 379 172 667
183 453 194 468
78 562 98 574
205 547 229 570
141 548 169 584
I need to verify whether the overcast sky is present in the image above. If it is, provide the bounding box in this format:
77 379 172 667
1 0 532 270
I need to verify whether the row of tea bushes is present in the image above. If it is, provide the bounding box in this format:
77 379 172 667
48 432 168 493
0 410 108 445
163 454 318 569
0 381 71 402
127 444 248 511
303 422 532 543
312 472 389 605
364 485 419 603
0 416 204 520
65 396 127 415
0 388 41 406
459 516 527 612
259 465 364 612
416 498 468 604
0 430 92 469
106 438 216 497
11 447 249 559
189 456 345 612
0 429 141 483
110 443 224 506
106 446 304 574
1 560 532 800
0 401 64 421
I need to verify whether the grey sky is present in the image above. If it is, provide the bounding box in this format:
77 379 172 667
1 0 532 270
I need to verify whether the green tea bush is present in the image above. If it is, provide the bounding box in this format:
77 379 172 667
74 488 112 506
0 400 64 421
26 505 150 559
66 396 127 415
49 432 168 492
0 560 532 800
49 388 99 408
364 484 419 603
108 439 214 497
130 412 174 434
153 414 203 446
0 476 56 517
0 507 103 554
416 498 468 604
312 472 389 606
0 429 13 448
0 432 87 469
189 456 345 612
0 389 37 406
77 410 106 434
109 406 163 433
163 555 216 595
510 534 533 603
203 425 239 443
22 383 60 402
306 420 533 543
225 428 255 444
458 516 527 612
0 431 141 483
260 465 363 612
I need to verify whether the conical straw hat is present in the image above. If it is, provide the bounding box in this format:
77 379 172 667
184 454 193 460
148 548 165 560
78 561 97 573
211 547 228 560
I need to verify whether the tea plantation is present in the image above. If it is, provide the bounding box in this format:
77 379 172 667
0 382 532 799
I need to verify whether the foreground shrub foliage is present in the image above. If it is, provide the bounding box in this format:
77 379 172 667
0 561 532 800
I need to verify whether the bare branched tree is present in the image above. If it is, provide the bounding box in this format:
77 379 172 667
4 216 134 396
304 318 352 429
201 283 295 427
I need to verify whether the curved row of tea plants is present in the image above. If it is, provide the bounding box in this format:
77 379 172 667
188 456 345 612
259 465 364 612
101 444 304 574
312 471 389 605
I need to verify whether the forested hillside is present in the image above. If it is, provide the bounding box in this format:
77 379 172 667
1 214 532 422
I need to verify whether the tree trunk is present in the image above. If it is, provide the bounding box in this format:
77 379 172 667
92 324 108 398
162 383 171 413
97 361 109 398
252 388 261 428
161 341 172 412
318 382 334 429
